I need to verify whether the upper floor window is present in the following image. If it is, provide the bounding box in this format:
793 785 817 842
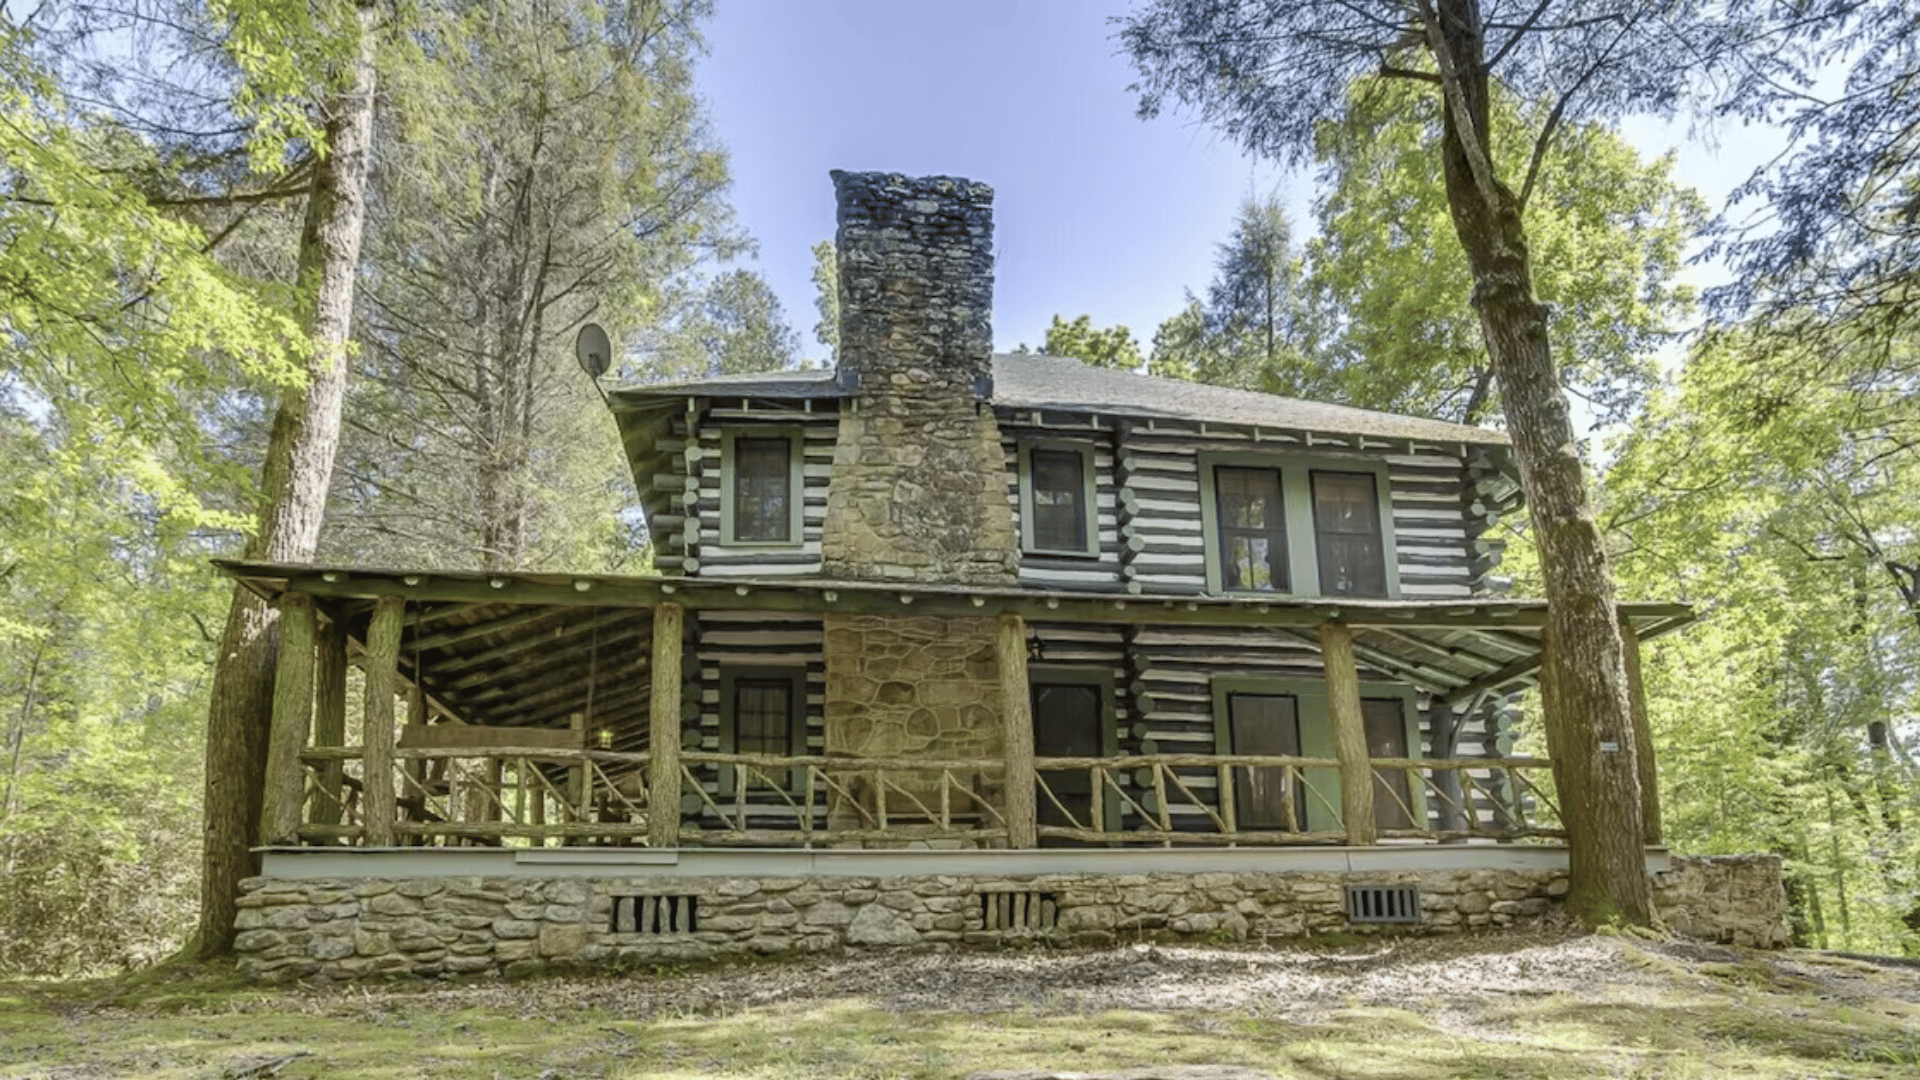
1019 441 1098 557
720 431 802 546
1310 470 1387 597
1199 455 1397 599
1215 466 1289 592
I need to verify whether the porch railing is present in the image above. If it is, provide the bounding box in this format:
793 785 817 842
292 745 1559 848
1030 754 1561 845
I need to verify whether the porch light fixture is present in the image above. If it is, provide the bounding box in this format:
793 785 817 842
598 729 613 749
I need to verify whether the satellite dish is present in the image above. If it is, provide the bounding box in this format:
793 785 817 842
574 322 612 381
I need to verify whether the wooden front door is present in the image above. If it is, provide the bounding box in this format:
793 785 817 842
1033 681 1102 846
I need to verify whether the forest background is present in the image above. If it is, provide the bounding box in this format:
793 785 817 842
2 0 1916 977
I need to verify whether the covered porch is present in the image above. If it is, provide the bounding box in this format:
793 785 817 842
221 561 1693 855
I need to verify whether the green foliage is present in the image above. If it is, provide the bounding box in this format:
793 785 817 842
1603 329 1920 954
1038 315 1145 371
1146 196 1327 392
1306 83 1704 423
810 240 839 363
330 0 740 573
639 268 803 381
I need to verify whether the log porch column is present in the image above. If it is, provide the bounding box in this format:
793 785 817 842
647 602 684 848
1318 620 1376 846
1619 614 1663 846
998 613 1037 849
361 595 405 846
259 593 316 845
312 615 348 829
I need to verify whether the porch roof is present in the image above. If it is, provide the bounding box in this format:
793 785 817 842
215 559 1695 746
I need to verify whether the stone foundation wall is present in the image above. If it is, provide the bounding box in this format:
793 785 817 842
230 855 1790 981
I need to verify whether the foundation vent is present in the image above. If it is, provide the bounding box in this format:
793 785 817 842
612 894 698 935
1344 884 1421 924
980 890 1057 932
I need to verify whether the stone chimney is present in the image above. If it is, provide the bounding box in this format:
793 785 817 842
819 171 1017 584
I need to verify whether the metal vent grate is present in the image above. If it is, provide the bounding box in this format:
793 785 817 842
1344 884 1421 924
611 894 698 935
980 891 1058 931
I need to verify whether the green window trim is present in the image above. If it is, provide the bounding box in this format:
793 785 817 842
1017 439 1101 558
1196 452 1402 599
1029 664 1122 835
1209 676 1423 834
717 666 809 795
719 429 805 548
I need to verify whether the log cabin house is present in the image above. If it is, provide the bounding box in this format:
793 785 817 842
219 172 1785 980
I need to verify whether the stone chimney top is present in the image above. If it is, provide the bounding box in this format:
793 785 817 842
830 170 995 396
819 171 1015 585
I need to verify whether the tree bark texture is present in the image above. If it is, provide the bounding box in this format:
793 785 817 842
194 3 380 957
361 596 405 847
1427 0 1651 925
647 603 683 848
259 594 317 845
998 614 1038 849
1318 622 1376 846
312 616 348 828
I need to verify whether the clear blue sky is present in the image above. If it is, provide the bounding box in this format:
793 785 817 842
694 0 1775 361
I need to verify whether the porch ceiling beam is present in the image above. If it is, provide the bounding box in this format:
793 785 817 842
226 562 1692 631
1439 650 1551 707
1367 627 1501 672
443 624 647 697
1278 626 1469 692
430 609 640 677
407 605 569 653
520 686 650 734
454 642 649 716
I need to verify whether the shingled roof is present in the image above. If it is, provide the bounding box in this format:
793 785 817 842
610 353 1508 447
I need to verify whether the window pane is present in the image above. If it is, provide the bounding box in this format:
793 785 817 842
1229 693 1304 830
1215 467 1288 592
1363 697 1414 831
732 437 791 542
1030 448 1087 551
1033 682 1102 844
1311 471 1386 597
733 678 792 756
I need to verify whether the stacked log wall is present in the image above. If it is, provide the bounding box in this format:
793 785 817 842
997 415 1487 600
686 611 827 832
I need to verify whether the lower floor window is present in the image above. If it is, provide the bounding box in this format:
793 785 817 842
720 668 806 793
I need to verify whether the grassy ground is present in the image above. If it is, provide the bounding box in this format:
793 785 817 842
3 931 1918 1079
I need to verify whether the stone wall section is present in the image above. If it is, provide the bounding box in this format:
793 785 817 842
231 855 1789 981
819 170 1017 585
1652 853 1791 948
822 613 1005 838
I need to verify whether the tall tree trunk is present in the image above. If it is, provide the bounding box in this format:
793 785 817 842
193 2 379 958
1 640 45 876
1428 0 1650 925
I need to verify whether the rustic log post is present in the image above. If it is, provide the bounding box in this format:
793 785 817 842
259 593 317 845
998 613 1037 848
404 679 428 835
647 602 684 848
312 615 348 829
1428 698 1466 838
1618 614 1663 846
567 712 587 827
1319 620 1376 846
361 595 404 846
